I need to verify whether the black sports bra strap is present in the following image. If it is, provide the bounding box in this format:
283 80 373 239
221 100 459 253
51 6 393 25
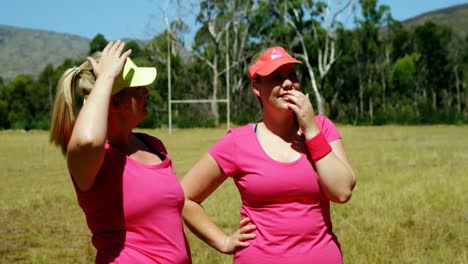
134 133 166 161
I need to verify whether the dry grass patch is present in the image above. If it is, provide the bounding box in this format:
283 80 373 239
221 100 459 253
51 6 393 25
0 125 466 263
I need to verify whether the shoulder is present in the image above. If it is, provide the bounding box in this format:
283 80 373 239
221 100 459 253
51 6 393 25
211 123 254 152
228 123 254 137
314 115 341 142
314 114 336 129
209 124 254 175
219 123 255 144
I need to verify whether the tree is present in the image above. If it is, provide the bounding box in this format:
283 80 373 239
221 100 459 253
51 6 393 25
389 22 411 62
124 41 143 58
464 36 468 115
447 33 466 114
414 21 452 111
193 0 232 126
389 53 418 99
327 27 358 120
89 34 108 55
353 0 391 122
220 0 257 126
269 0 354 115
147 0 194 130
163 1 190 131
0 76 8 128
3 75 39 129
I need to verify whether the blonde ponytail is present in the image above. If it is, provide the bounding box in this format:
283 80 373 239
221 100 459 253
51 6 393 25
49 53 102 155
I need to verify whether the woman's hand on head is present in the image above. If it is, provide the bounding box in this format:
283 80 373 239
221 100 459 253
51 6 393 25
220 217 256 254
284 90 320 138
87 40 132 80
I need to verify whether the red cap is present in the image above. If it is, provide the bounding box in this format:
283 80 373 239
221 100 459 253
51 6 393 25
248 46 302 79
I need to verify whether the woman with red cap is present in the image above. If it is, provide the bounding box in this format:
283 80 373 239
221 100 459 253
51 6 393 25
181 46 356 263
50 41 190 263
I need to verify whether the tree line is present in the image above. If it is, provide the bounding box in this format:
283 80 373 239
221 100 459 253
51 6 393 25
0 0 466 130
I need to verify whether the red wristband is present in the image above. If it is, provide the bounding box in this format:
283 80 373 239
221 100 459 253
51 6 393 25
306 132 332 161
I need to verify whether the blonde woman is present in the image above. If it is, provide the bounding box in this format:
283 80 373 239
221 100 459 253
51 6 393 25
50 41 190 263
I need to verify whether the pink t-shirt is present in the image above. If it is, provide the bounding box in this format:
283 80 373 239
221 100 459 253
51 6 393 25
209 115 342 264
73 133 189 264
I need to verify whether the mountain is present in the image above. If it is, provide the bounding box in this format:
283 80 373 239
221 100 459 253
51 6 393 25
1 3 467 81
401 3 468 37
0 25 90 81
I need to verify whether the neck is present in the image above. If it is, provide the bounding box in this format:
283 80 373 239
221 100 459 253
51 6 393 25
106 115 134 150
261 110 298 140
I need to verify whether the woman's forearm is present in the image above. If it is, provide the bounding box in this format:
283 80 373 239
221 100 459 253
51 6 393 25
183 199 228 253
315 152 356 203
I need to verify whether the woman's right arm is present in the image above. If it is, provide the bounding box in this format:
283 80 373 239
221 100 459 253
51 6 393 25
181 153 256 254
67 41 130 191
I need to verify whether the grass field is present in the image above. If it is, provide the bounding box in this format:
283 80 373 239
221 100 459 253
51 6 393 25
0 125 467 264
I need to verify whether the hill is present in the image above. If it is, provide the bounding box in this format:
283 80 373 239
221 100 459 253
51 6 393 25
1 3 467 81
402 3 468 37
0 25 90 81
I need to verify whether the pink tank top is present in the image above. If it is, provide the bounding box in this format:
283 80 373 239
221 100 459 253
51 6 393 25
73 133 189 263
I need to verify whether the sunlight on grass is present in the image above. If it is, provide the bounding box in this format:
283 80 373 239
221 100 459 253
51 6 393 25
0 126 467 263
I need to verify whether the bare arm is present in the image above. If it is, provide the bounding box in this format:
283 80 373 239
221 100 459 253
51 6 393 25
314 139 356 203
181 153 256 254
67 41 131 191
285 90 356 203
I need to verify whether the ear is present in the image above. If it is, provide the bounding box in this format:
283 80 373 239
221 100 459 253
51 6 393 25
251 82 261 97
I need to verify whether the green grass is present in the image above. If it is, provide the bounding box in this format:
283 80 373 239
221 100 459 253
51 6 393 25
0 126 467 263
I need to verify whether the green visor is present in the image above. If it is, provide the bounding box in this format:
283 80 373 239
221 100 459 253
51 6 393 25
112 58 157 95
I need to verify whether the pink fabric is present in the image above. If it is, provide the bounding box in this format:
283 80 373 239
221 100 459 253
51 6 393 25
209 115 342 263
306 132 332 161
73 133 189 264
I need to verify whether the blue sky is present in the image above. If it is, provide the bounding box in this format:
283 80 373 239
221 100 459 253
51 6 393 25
1 0 467 45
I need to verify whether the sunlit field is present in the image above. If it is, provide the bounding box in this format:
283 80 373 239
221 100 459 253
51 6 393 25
0 125 467 264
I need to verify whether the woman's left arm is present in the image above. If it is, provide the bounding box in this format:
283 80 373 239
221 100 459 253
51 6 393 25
314 139 356 203
285 90 356 203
